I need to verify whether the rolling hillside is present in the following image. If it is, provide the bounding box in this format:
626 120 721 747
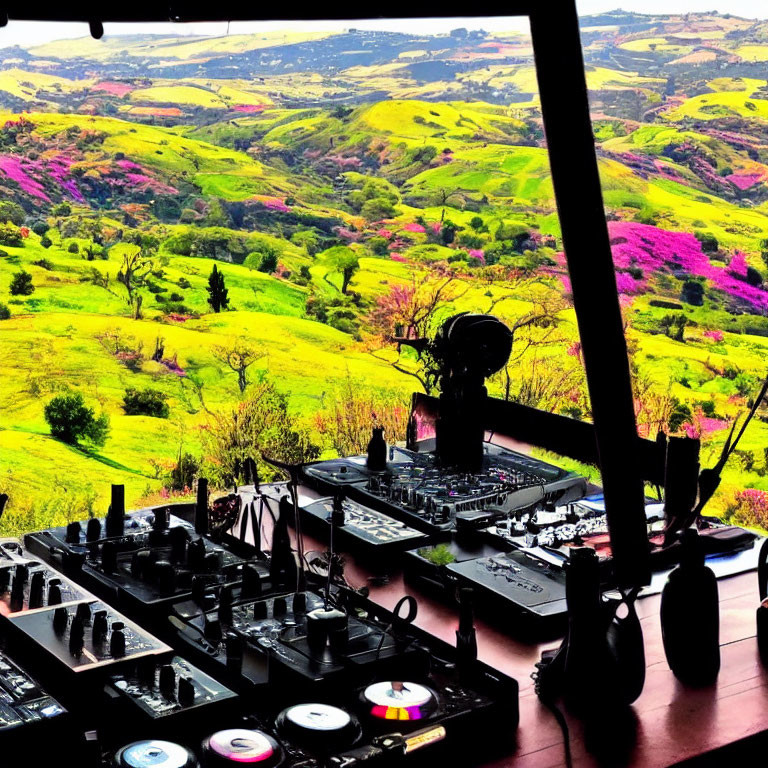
2 12 768 535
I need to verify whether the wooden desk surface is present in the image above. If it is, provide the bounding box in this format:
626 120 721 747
241 487 768 768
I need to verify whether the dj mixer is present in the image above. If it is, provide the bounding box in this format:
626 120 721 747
300 443 587 536
24 502 275 637
0 483 520 767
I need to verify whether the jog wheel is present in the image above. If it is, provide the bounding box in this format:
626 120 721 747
202 728 283 766
275 703 361 752
113 740 198 768
361 681 439 724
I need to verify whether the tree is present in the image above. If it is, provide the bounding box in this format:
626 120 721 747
313 375 409 457
206 264 229 313
469 216 486 232
0 302 10 320
202 379 319 486
44 391 110 447
257 252 278 273
681 280 704 306
361 197 397 221
52 202 71 216
212 338 264 394
123 388 170 418
0 201 25 226
323 245 359 295
116 245 153 319
204 199 230 228
0 223 23 247
673 314 688 342
291 230 320 256
9 270 34 296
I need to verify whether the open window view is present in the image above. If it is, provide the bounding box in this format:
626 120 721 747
0 16 593 534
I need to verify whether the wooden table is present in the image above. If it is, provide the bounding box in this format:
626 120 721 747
238 485 768 768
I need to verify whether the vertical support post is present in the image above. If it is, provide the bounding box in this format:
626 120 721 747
530 1 650 586
106 484 125 538
195 478 209 535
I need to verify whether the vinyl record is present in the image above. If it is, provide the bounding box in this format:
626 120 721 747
275 703 361 752
362 681 439 722
202 728 282 766
114 740 198 768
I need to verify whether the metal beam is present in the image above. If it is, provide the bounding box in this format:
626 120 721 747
531 1 650 587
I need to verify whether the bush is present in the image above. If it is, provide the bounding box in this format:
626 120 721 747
168 292 184 302
746 266 763 286
177 277 191 289
169 453 199 491
31 220 48 236
122 387 170 418
67 242 79 254
668 398 692 433
40 235 52 248
258 252 278 273
9 270 34 295
43 391 110 446
0 302 10 320
51 202 71 216
32 258 53 270
0 222 23 247
0 201 25 226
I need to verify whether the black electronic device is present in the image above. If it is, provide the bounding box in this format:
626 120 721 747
0 538 92 614
0 645 70 756
168 581 518 752
24 506 273 632
105 655 238 735
1 595 171 704
301 443 586 536
285 493 431 560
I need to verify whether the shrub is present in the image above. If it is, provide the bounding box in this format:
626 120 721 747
668 398 692 433
725 489 768 529
40 235 52 248
51 202 71 216
169 453 199 491
67 242 79 254
32 258 53 270
746 266 763 286
0 201 25 226
177 277 191 289
681 280 704 306
0 302 10 320
9 270 34 295
258 251 278 273
0 222 23 247
168 292 184 302
43 391 110 446
202 379 319 486
122 387 170 418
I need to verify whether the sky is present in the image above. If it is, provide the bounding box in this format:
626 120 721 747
0 1 766 48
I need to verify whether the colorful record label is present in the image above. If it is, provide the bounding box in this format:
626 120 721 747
364 682 434 721
364 682 432 708
207 729 274 763
121 741 191 768
285 703 351 731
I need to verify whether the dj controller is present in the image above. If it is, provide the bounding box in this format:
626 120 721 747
300 444 587 537
292 444 760 634
0 483 519 767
